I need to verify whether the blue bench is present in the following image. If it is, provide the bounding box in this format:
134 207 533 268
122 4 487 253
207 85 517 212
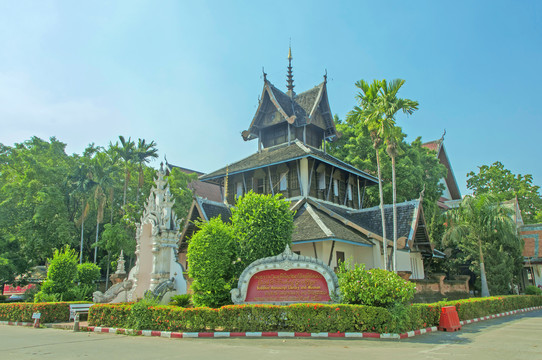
69 303 94 321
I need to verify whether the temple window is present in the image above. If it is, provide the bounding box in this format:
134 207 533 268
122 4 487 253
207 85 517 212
236 182 243 198
347 183 353 201
279 172 288 190
318 170 326 190
255 178 265 194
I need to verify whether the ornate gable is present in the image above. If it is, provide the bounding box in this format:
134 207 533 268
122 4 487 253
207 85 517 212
242 79 337 143
242 49 338 148
422 137 461 202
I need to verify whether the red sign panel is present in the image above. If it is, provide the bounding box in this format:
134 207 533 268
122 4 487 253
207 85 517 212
245 269 330 303
3 284 36 295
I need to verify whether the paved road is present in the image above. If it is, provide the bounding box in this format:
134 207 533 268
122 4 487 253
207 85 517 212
1 310 541 360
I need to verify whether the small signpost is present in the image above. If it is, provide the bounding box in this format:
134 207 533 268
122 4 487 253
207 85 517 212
32 312 41 328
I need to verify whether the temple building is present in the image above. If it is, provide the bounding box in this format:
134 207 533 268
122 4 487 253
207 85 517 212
178 49 433 279
422 134 462 209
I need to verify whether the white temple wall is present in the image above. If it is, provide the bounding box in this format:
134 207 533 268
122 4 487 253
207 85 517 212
396 250 411 272
132 223 154 299
292 241 375 271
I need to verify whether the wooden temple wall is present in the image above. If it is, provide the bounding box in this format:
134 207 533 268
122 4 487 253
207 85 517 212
223 159 368 209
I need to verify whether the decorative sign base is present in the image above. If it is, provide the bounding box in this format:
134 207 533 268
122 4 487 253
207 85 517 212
231 245 340 305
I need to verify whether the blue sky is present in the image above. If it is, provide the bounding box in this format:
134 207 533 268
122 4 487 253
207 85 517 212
1 1 541 196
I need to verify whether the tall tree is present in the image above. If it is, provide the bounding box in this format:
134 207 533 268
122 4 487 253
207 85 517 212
0 137 76 267
69 161 95 264
443 194 523 296
347 79 418 270
378 79 419 272
348 80 389 269
135 139 159 203
89 151 116 264
113 136 136 208
165 167 198 221
467 161 542 224
328 118 446 250
98 223 134 290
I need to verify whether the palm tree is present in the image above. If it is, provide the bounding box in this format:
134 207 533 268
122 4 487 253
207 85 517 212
89 152 116 264
378 79 418 271
135 139 159 203
443 194 518 297
349 79 392 270
69 162 95 264
114 136 136 208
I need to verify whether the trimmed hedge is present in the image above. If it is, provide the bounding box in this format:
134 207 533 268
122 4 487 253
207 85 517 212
88 295 542 333
90 303 432 333
0 302 70 323
437 295 542 321
89 304 133 328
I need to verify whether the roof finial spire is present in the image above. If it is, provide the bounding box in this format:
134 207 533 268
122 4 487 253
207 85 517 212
286 41 295 96
439 129 446 143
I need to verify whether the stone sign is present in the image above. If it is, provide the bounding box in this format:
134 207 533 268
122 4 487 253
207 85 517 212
231 245 340 305
245 269 331 302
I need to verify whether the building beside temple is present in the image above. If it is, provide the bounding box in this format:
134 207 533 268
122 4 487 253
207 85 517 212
520 223 542 289
178 49 433 280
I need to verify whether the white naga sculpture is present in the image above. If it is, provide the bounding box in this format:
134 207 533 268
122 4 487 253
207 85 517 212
93 164 187 304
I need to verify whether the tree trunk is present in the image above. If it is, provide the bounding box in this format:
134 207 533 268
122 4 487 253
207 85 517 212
376 149 388 271
479 238 490 297
136 166 143 203
392 155 397 272
123 167 128 208
94 221 99 264
105 253 111 290
79 217 85 264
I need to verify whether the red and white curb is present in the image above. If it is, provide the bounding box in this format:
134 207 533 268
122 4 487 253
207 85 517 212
459 305 542 326
85 326 439 340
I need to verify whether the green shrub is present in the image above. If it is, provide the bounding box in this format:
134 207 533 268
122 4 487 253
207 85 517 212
36 246 78 301
76 263 101 286
525 285 542 296
24 285 40 302
90 303 412 333
439 295 542 320
0 295 6 303
337 262 416 307
88 303 132 328
128 293 160 330
66 284 95 301
34 292 60 303
0 302 70 323
232 191 294 269
169 294 192 307
187 217 238 308
410 303 441 327
219 304 284 332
